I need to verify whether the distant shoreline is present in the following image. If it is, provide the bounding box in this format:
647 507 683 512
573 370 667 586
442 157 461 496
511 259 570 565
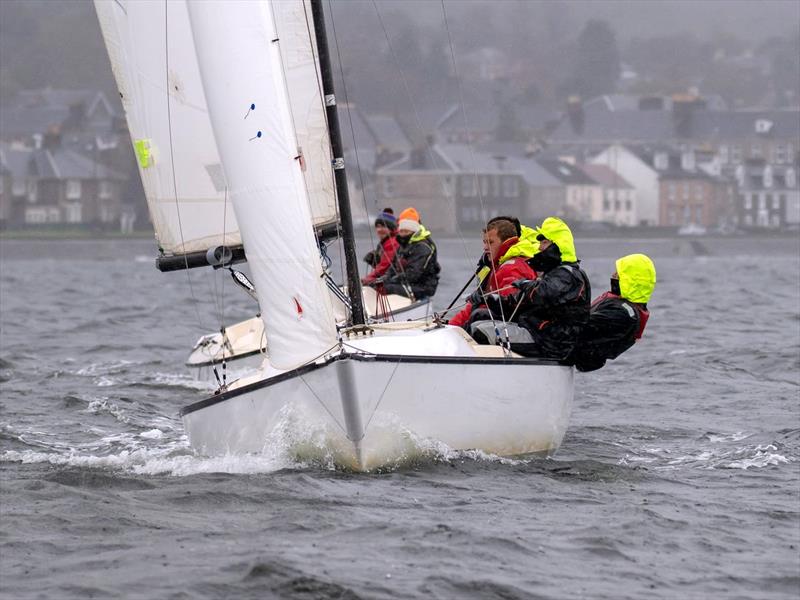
0 230 155 241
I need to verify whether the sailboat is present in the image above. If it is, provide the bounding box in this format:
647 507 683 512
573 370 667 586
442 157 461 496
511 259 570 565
95 0 574 470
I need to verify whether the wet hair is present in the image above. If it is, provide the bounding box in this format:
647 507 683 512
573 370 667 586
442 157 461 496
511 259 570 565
487 215 521 237
382 207 394 215
485 219 517 242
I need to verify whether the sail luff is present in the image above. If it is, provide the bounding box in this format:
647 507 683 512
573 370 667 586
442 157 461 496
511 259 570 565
186 0 338 370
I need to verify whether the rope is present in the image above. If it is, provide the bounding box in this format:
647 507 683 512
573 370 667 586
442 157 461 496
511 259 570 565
163 0 209 333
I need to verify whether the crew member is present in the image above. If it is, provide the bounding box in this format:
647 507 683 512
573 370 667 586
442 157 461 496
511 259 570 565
568 254 655 372
471 217 590 360
362 208 399 285
449 218 536 328
378 217 440 300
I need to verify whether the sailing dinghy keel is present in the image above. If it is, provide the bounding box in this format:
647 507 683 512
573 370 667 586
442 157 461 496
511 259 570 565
181 326 574 471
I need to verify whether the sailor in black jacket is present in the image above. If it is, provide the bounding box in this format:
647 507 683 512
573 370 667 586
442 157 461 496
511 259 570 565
568 254 655 372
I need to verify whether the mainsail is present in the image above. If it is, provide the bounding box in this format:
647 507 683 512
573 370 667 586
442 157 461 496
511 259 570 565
187 0 338 369
94 0 338 270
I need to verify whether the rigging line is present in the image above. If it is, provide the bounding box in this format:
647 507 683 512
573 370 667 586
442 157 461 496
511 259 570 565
362 359 401 432
326 0 375 271
163 0 207 332
371 0 473 266
440 1 488 228
298 374 347 435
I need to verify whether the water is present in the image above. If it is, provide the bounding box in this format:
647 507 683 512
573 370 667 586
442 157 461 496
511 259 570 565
1 235 799 599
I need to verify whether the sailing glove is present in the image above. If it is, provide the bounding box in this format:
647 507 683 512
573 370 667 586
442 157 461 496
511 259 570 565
475 252 491 271
511 279 537 294
466 288 484 306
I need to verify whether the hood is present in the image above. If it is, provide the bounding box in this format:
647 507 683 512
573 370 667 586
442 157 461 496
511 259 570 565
615 253 656 304
410 224 432 243
500 225 539 263
536 217 577 263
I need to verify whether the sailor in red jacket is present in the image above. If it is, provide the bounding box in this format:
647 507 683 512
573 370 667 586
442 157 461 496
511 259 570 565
361 209 400 285
450 219 537 329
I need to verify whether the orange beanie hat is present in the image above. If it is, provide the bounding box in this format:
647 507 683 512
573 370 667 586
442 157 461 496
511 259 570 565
398 207 420 222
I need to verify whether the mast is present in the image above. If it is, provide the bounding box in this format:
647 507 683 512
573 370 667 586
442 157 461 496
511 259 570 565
309 0 365 327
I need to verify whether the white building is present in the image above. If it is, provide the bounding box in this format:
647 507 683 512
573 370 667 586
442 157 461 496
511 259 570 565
591 144 659 226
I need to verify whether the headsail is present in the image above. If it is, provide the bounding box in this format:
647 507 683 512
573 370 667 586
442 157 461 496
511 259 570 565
94 0 241 262
94 0 338 270
187 0 338 369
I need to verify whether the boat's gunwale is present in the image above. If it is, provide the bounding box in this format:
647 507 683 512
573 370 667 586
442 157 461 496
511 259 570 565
179 351 566 417
185 299 432 368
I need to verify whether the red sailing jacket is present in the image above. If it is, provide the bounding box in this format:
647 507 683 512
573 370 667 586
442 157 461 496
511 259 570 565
363 235 400 285
450 237 537 328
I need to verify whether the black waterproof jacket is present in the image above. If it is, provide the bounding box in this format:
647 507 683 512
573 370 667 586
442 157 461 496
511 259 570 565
568 293 648 372
383 236 440 299
507 262 591 359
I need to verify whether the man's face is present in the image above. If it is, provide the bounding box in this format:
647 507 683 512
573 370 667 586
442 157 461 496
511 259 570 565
375 223 390 241
397 228 414 238
481 231 489 255
538 238 552 252
486 228 504 262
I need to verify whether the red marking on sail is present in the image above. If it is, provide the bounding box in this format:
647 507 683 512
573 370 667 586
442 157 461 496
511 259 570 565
293 297 304 319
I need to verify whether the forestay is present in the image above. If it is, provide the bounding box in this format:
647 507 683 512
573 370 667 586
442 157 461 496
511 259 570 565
187 0 338 369
94 0 240 257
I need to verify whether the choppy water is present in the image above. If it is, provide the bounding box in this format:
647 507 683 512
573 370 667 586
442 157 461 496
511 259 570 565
1 235 799 599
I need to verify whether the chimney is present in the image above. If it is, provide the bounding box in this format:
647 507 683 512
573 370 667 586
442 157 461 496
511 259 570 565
43 124 62 150
566 96 584 135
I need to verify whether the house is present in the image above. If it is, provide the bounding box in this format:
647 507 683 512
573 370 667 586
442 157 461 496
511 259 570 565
0 138 127 228
548 93 799 167
374 141 566 233
734 160 799 229
590 144 660 226
580 164 637 226
537 158 602 224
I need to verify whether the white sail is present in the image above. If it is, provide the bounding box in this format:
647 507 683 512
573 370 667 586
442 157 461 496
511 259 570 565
271 0 338 230
94 0 240 256
187 0 338 369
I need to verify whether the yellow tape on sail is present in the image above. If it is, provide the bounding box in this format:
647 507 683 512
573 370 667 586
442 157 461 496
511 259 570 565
134 139 152 168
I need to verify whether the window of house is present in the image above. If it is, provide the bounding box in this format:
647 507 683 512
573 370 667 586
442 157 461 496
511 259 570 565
719 145 729 163
480 176 489 197
614 200 621 210
731 145 742 164
751 143 762 158
99 180 112 199
771 214 781 228
774 194 783 210
758 194 766 210
774 143 786 164
668 208 677 225
66 202 82 223
744 193 752 210
502 176 519 198
695 205 703 224
626 200 632 211
603 199 610 211
682 183 690 199
787 143 795 163
744 214 753 226
461 176 476 197
48 207 61 223
668 183 676 198
694 183 703 199
12 179 26 196
66 179 81 200
683 204 691 224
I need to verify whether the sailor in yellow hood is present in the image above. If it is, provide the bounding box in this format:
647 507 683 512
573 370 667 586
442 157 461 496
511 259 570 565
568 253 656 372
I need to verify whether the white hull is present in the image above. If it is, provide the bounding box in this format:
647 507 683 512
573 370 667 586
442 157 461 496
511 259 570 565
181 325 574 470
186 291 432 374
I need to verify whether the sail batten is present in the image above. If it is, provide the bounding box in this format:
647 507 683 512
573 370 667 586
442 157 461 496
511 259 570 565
187 0 338 369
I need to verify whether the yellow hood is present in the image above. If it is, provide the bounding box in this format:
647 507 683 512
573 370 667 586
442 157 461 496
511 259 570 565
537 217 577 263
615 254 656 304
499 225 540 264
